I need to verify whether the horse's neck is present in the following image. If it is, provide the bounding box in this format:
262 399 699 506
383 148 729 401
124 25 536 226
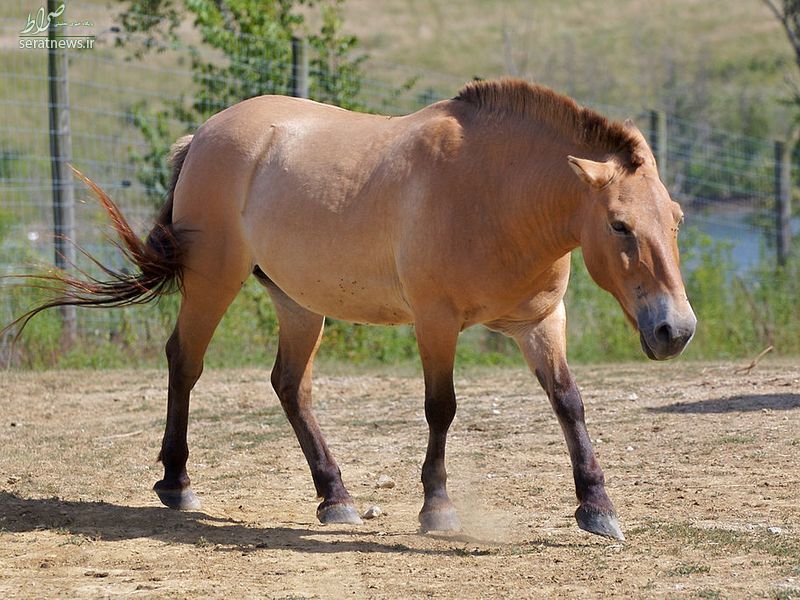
500 141 587 263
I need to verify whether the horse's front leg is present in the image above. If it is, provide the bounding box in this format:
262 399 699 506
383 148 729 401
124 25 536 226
512 302 624 540
414 312 462 532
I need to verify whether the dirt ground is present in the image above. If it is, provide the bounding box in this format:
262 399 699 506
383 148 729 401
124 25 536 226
0 360 798 599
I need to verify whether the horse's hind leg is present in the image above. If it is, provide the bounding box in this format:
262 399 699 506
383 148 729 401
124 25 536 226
510 302 624 540
154 262 249 510
262 279 361 525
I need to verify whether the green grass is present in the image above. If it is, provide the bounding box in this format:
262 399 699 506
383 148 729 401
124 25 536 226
719 435 756 445
669 563 711 576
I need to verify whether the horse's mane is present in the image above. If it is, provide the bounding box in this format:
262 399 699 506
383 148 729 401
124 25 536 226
455 78 646 168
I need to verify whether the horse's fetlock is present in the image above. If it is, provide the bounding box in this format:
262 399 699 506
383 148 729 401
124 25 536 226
421 461 447 489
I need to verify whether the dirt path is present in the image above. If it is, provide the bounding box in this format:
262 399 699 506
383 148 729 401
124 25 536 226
0 361 798 598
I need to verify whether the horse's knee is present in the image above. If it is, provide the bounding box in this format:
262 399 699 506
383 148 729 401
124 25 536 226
273 369 311 416
549 378 586 424
423 388 456 432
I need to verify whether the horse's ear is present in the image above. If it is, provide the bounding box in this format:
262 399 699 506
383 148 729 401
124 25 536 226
623 118 638 130
567 156 617 189
622 120 649 168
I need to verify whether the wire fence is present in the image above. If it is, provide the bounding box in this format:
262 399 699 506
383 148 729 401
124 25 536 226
0 14 795 352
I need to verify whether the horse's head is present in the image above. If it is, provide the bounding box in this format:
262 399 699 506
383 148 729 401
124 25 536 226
567 124 696 361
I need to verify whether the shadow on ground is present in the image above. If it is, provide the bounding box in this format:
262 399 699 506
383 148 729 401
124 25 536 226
649 393 800 414
0 492 593 554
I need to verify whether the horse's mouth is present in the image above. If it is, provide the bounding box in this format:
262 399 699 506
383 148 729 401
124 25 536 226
639 331 659 361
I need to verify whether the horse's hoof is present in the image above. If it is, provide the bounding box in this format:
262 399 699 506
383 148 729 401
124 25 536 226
419 508 461 533
575 505 625 541
153 484 201 511
317 503 363 525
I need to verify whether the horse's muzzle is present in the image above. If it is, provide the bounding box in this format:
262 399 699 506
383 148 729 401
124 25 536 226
637 300 697 361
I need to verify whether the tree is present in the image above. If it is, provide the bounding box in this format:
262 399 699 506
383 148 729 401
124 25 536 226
762 1 800 136
763 1 800 68
762 0 800 265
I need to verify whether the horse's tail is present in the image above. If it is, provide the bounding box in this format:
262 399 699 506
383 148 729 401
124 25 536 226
4 134 194 338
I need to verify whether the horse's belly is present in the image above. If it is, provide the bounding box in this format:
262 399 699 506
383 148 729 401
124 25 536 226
250 219 412 324
262 268 413 325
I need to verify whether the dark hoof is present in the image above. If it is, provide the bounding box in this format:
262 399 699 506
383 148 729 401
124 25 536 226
153 484 201 510
317 503 363 525
419 508 461 533
575 505 625 541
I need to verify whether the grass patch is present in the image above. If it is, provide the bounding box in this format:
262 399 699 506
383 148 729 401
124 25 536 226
719 435 756 445
668 563 710 576
639 521 800 561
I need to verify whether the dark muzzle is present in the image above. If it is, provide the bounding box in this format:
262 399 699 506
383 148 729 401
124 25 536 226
637 299 697 361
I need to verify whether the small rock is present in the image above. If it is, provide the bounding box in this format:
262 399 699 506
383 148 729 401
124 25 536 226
362 505 383 519
7 476 19 484
491 409 501 415
768 526 783 535
376 475 395 489
627 393 638 401
626 446 634 452
10 422 18 427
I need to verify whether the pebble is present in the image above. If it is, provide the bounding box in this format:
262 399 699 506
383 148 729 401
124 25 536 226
376 474 395 489
362 505 383 519
626 446 635 452
627 393 638 401
768 526 783 535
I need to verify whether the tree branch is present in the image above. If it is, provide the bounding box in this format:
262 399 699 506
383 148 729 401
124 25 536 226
763 0 800 65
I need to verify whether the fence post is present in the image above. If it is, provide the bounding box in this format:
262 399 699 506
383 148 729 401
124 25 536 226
291 36 309 99
47 0 77 344
774 140 792 266
649 109 667 176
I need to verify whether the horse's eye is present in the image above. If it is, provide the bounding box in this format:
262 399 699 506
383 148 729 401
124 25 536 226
610 221 632 236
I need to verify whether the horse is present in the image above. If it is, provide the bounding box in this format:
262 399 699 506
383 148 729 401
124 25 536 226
9 78 696 541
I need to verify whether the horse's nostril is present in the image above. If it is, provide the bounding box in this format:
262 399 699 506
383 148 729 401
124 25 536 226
654 322 673 346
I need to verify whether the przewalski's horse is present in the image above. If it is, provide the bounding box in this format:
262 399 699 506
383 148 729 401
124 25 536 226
11 79 696 540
